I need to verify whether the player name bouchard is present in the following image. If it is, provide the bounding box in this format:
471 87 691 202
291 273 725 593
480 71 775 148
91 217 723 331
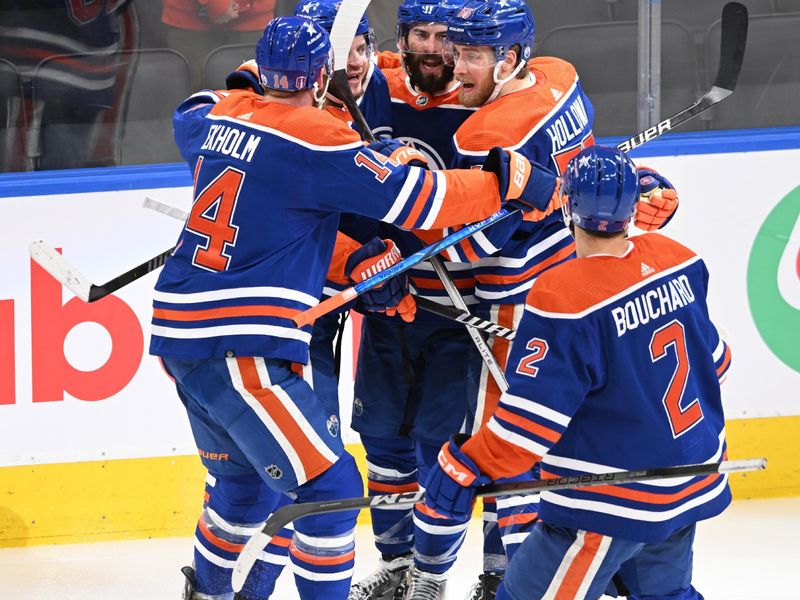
611 274 696 337
199 124 262 163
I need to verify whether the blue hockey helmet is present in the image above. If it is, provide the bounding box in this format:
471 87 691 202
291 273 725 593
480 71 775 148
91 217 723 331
293 0 374 44
563 146 640 233
446 0 535 64
396 0 468 43
255 15 333 92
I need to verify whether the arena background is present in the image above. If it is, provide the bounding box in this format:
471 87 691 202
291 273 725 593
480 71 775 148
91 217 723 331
1 0 799 548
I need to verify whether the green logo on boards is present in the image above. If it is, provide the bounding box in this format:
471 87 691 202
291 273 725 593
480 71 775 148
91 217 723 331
747 185 800 372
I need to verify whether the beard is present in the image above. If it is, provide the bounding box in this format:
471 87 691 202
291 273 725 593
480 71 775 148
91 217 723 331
405 52 455 95
457 74 495 108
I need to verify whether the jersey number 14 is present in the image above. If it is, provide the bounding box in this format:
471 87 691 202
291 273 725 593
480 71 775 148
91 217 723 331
187 159 244 272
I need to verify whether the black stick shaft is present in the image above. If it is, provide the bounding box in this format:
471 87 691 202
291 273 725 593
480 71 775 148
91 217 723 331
87 246 174 302
413 296 516 340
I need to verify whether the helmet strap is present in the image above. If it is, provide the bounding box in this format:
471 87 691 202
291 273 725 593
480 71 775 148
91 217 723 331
313 73 331 108
486 58 527 104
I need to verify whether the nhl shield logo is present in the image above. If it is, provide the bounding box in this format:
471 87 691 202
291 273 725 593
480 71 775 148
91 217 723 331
457 6 475 18
416 95 429 106
265 464 283 479
327 415 340 437
353 398 364 417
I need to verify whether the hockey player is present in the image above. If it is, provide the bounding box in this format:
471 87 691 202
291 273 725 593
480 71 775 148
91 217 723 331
424 145 732 600
382 2 680 598
288 0 394 445
293 0 393 134
151 14 559 600
348 2 506 599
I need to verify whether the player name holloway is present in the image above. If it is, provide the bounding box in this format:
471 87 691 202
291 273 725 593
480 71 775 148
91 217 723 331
611 274 696 337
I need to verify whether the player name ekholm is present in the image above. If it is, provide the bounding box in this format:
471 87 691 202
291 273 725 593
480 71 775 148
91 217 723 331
200 125 262 163
611 275 696 337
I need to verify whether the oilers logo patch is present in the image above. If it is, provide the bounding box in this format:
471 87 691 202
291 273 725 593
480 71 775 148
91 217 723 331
457 6 475 18
353 398 364 417
265 464 283 479
327 415 340 437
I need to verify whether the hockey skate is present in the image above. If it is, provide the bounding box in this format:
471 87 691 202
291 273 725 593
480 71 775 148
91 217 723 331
181 565 251 600
181 566 197 600
348 554 412 600
464 572 503 600
403 566 447 600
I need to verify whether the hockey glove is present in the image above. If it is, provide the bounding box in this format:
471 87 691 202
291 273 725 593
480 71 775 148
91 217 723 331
367 139 429 168
635 166 679 231
424 434 490 520
483 147 559 214
225 60 263 94
345 237 417 322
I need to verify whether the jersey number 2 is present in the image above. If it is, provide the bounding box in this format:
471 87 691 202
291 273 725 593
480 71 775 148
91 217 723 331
649 320 704 438
516 338 549 378
187 164 244 271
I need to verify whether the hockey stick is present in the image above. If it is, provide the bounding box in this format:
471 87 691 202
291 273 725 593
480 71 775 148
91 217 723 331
294 2 749 327
414 296 515 340
618 1 747 153
429 254 509 390
293 208 516 327
28 240 173 303
326 1 510 390
327 0 374 141
142 197 516 338
28 3 748 306
232 457 766 591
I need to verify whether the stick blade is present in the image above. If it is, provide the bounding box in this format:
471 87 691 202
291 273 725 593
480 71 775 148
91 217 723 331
328 0 371 71
28 240 92 302
713 2 748 92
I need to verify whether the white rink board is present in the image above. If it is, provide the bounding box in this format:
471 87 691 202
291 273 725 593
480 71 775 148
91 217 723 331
1 147 799 468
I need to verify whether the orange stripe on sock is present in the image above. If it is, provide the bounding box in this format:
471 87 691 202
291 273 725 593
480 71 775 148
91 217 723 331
368 481 420 494
270 535 292 548
289 542 355 566
197 518 244 554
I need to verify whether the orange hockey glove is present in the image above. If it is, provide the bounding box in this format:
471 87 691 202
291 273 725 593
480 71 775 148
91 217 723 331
635 166 679 231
